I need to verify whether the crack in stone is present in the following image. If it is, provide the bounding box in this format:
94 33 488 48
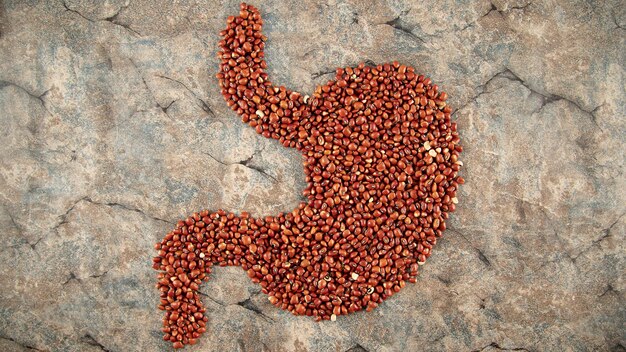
484 3 500 17
52 196 89 236
479 297 487 310
204 149 278 182
592 212 624 245
351 12 359 25
62 0 141 36
30 237 43 251
472 342 530 352
485 1 532 17
155 74 215 117
83 197 174 225
161 99 177 116
598 284 618 298
103 2 141 37
381 10 427 44
63 270 109 287
454 66 604 128
611 10 625 31
613 343 626 351
0 336 45 351
311 69 336 80
7 210 25 238
237 338 246 352
197 291 274 322
0 80 52 115
50 195 172 245
477 249 491 266
345 343 369 352
435 275 452 286
128 59 177 120
197 291 226 306
81 334 111 352
363 59 376 66
571 212 625 262
90 270 109 279
62 272 81 286
448 228 492 267
236 298 275 322
499 68 604 125
430 333 446 344
61 0 94 22
104 15 141 36
510 3 532 12
459 2 531 32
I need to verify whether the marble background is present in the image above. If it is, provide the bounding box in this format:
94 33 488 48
0 0 624 351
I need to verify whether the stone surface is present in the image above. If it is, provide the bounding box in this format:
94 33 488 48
0 0 624 351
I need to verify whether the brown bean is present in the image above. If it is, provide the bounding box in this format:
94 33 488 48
155 3 463 348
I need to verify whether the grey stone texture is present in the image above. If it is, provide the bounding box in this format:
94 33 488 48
0 0 624 351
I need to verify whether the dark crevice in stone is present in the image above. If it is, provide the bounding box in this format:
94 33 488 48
237 338 246 352
62 272 81 286
382 10 427 44
483 3 500 18
351 12 359 25
103 3 141 37
204 148 278 182
30 237 43 251
236 298 275 322
436 275 451 286
81 334 111 352
62 0 140 36
7 210 25 238
510 2 532 11
453 67 605 129
593 212 625 245
83 197 174 225
613 343 626 352
430 334 446 343
311 69 336 80
204 152 229 166
572 212 625 262
345 343 369 352
61 0 94 22
477 249 492 266
52 196 89 236
0 80 52 115
50 195 173 246
598 284 618 298
197 291 226 306
155 74 215 117
484 1 530 17
128 59 175 120
0 336 45 351
472 342 530 352
363 59 377 67
238 150 277 182
611 10 625 31
103 17 141 36
89 270 109 279
502 68 604 125
448 228 492 268
459 2 531 32
161 99 177 115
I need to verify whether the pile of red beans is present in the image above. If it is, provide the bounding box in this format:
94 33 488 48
153 3 463 348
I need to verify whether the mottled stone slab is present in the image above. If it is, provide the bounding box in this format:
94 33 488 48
0 0 624 351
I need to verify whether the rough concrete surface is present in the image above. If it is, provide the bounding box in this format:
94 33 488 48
0 0 624 351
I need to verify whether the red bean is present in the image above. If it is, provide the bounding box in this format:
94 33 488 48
154 3 463 349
